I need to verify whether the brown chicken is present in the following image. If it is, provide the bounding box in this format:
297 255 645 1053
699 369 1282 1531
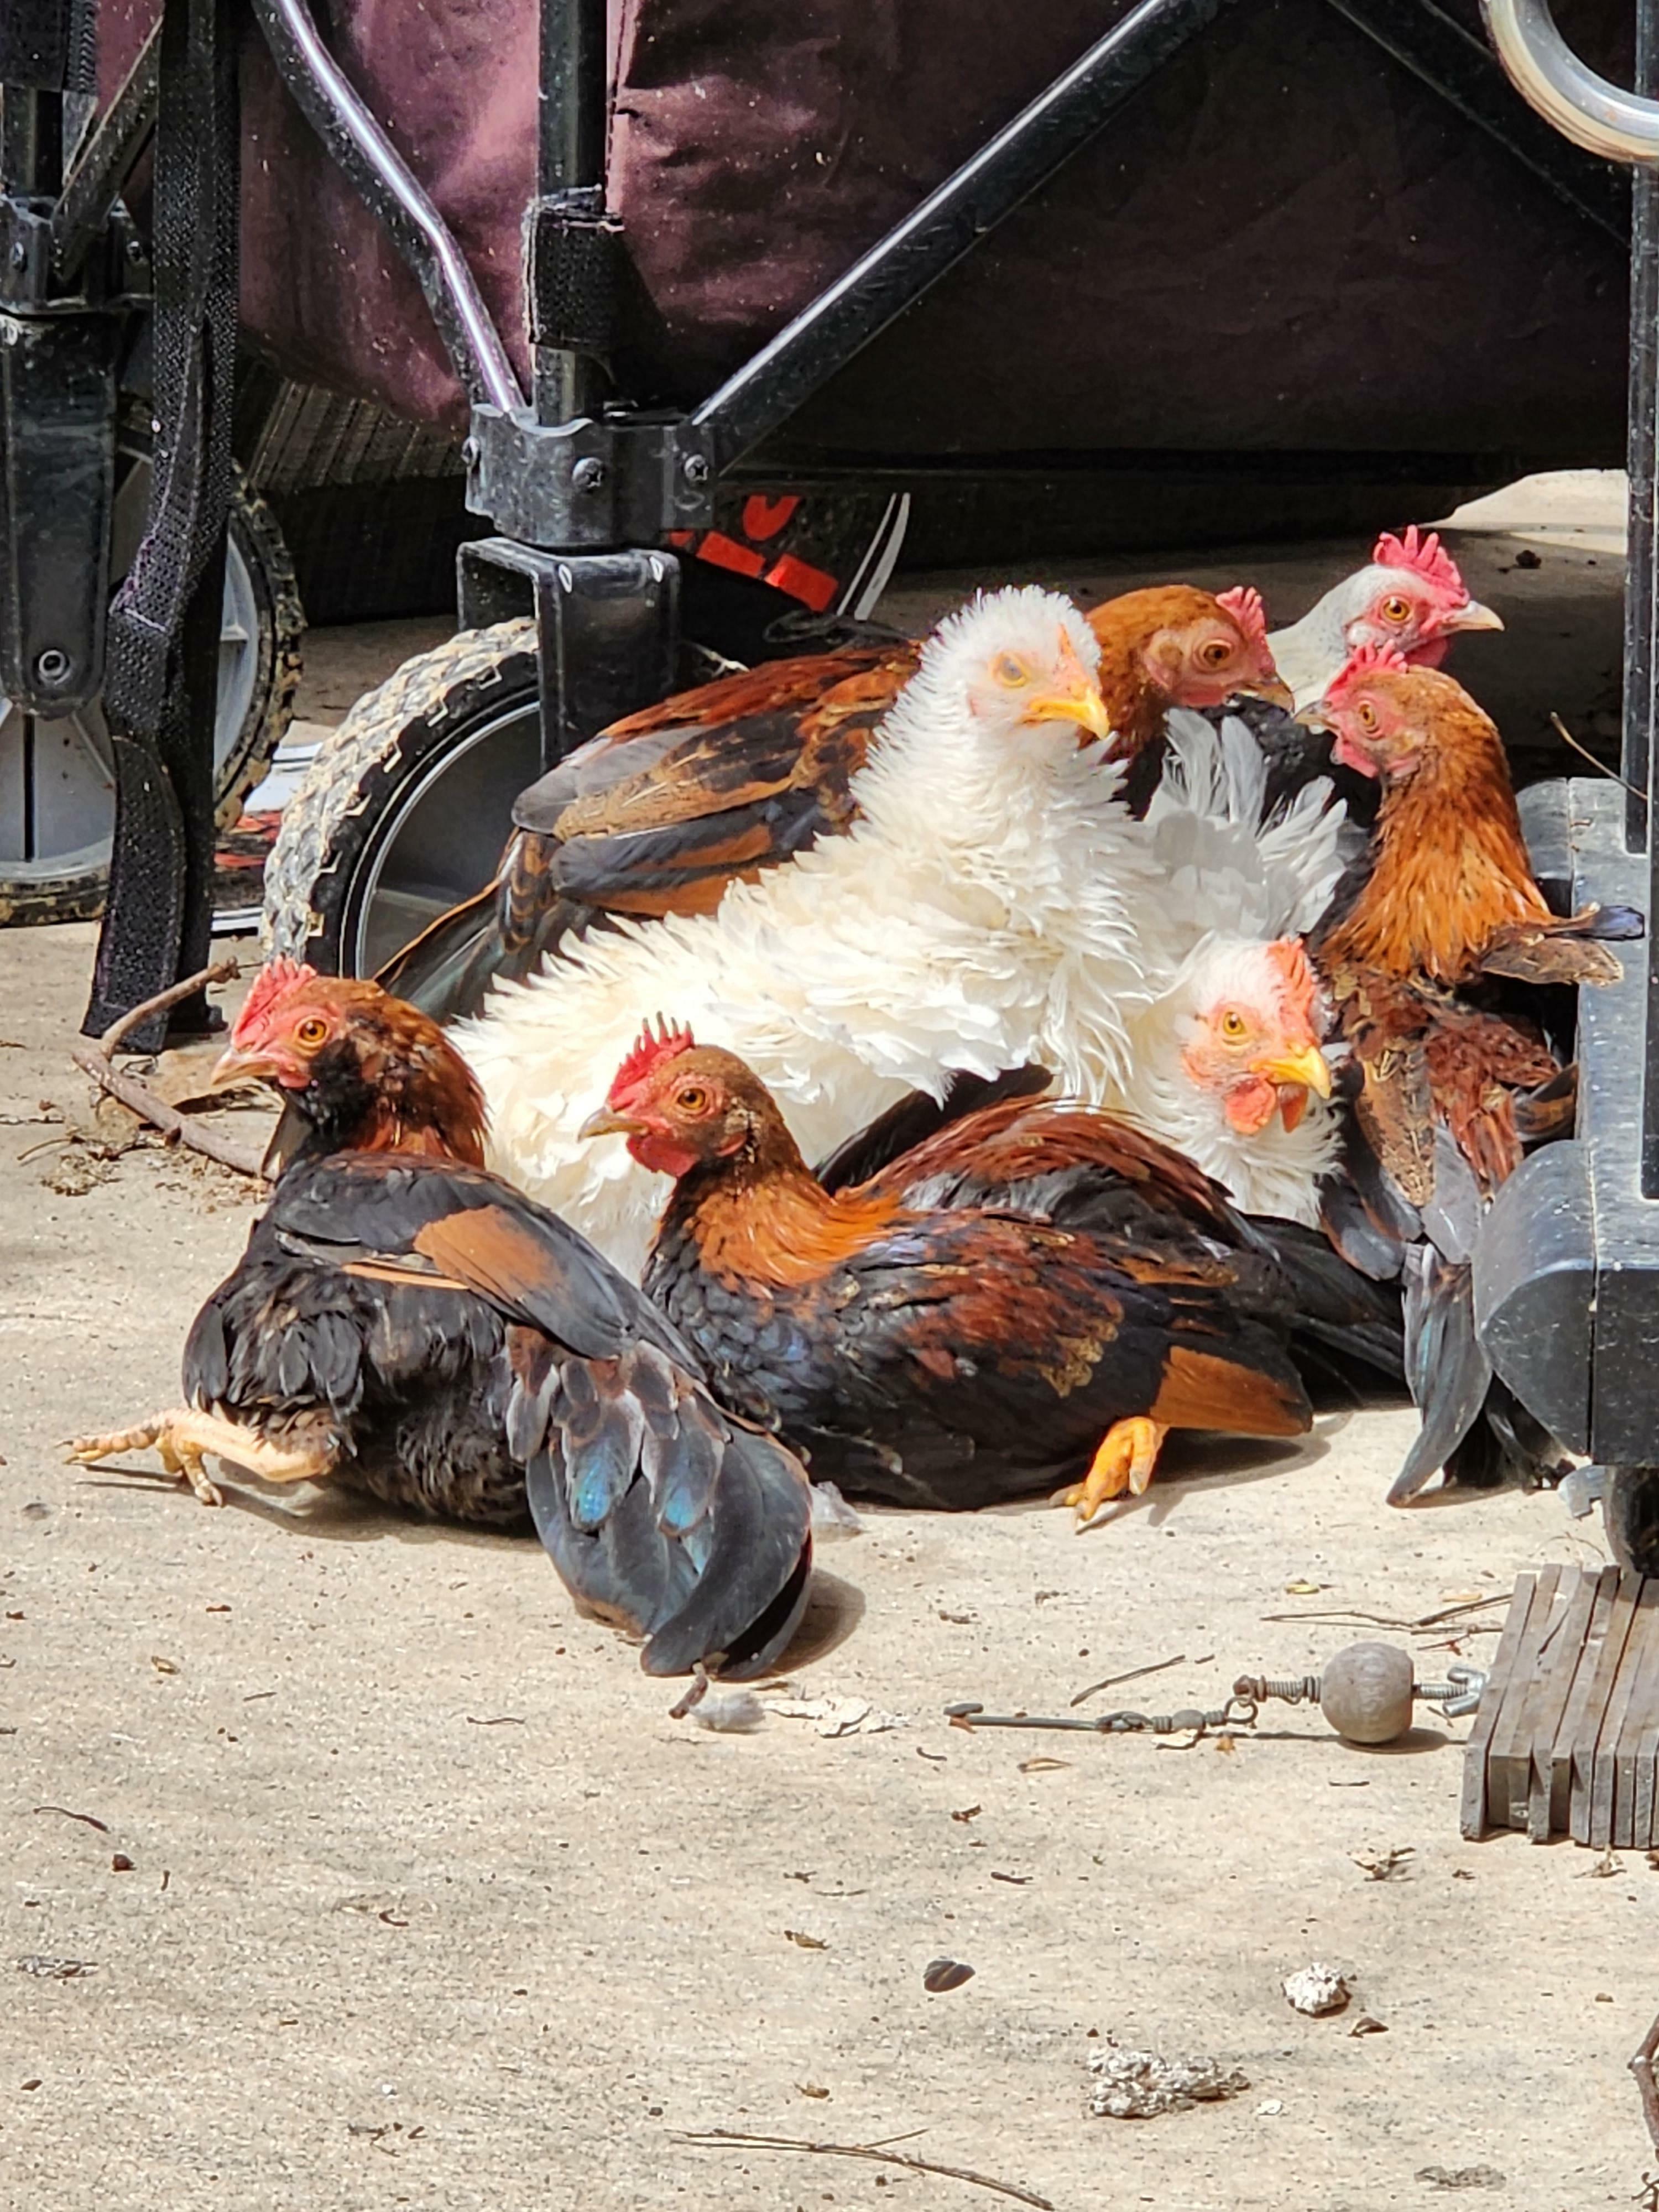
380 584 1288 1021
579 1024 1406 1526
67 962 813 1677
1309 648 1629 1501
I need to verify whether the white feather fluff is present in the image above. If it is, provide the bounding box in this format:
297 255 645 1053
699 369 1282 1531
458 587 1180 1278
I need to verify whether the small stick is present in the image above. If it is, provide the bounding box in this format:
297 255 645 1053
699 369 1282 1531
70 1048 267 1177
1632 2010 1659 2153
674 2128 1053 2210
1551 712 1645 804
1070 1652 1187 1708
97 959 241 1055
73 959 265 1179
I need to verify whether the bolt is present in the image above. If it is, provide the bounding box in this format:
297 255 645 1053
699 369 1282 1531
572 457 606 493
682 453 710 486
460 437 478 469
33 648 70 686
127 238 145 263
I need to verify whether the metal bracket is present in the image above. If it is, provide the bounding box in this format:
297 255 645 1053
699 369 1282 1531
465 406 716 552
458 539 680 771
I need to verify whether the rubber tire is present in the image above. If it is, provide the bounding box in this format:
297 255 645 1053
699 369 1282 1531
0 466 304 927
213 471 306 831
264 619 538 968
1604 1467 1659 1576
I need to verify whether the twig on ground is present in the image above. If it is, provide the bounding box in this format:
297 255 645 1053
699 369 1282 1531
72 960 265 1179
97 961 241 1055
1631 2010 1659 2153
674 2128 1053 2209
1070 1652 1191 1708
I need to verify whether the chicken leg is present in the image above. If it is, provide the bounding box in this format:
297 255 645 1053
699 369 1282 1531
1052 1417 1168 1531
66 1409 336 1507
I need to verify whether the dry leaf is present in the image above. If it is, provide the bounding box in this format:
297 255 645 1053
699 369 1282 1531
950 1804 982 1824
1018 1756 1070 1775
149 1655 178 1675
922 1958 974 1992
784 1929 827 1950
795 2083 831 2100
1284 1580 1323 1596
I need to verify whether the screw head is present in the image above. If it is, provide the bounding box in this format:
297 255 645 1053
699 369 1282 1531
33 648 70 686
572 457 606 493
682 453 711 486
127 238 145 263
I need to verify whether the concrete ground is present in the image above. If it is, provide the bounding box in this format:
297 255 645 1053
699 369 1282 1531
2 478 1653 2212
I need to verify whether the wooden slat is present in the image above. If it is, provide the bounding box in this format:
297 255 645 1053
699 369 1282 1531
1462 1570 1539 1840
1527 1568 1600 1841
1591 1575 1653 1849
1613 1583 1659 1848
1489 1566 1564 1832
1550 1566 1621 1839
1574 1569 1644 1844
1634 1603 1659 1851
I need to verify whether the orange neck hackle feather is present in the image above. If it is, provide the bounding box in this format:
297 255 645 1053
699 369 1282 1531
655 1050 906 1289
1319 669 1550 987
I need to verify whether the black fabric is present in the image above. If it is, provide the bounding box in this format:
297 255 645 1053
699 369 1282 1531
0 0 74 87
524 189 624 361
84 0 237 1045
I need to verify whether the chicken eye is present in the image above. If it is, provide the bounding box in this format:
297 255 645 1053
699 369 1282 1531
1380 595 1411 624
1219 1009 1249 1040
1357 700 1379 732
1197 639 1231 669
295 1016 328 1046
675 1085 708 1114
992 653 1029 688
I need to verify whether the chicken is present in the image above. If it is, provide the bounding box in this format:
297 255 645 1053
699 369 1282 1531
1307 649 1627 1501
66 961 813 1678
1105 711 1350 1224
1267 526 1503 711
585 1024 1332 1525
456 587 1191 1280
380 583 1287 1022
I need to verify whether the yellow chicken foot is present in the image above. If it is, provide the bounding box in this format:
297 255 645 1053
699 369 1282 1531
65 1408 334 1507
1052 1416 1168 1532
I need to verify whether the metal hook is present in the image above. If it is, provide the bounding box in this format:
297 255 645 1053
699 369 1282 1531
1482 0 1659 166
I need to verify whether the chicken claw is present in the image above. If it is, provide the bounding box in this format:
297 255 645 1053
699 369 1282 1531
66 1408 333 1506
1052 1416 1168 1531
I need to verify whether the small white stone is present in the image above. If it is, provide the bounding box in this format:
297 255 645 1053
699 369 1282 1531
1254 2099 1285 2117
1283 1962 1350 2016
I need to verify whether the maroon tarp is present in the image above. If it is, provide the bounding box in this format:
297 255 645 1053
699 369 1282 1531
101 0 1632 463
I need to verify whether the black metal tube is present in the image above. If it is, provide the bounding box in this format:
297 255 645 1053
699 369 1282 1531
246 0 523 414
691 0 1232 472
1324 0 1625 242
1 85 64 194
1641 0 1659 1191
534 0 608 424
49 19 159 280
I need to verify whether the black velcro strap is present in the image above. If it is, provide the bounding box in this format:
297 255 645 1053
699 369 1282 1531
85 0 238 1045
525 189 624 359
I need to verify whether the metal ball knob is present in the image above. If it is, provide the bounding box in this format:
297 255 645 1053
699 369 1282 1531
1318 1641 1415 1744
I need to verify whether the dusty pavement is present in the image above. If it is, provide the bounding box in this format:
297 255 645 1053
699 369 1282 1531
2 484 1653 2212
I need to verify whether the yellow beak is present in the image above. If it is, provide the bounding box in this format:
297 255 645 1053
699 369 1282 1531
577 1105 643 1142
1025 681 1113 742
1250 1043 1333 1100
1239 674 1295 710
1447 599 1504 634
205 1042 281 1094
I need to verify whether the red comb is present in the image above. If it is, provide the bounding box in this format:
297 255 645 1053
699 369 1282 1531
1215 585 1269 650
1371 525 1469 604
232 956 317 1046
608 1015 695 1102
1326 641 1411 700
1265 937 1318 1004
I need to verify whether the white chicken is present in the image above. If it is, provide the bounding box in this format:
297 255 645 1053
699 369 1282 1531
458 587 1181 1279
1267 526 1503 710
1109 712 1348 1225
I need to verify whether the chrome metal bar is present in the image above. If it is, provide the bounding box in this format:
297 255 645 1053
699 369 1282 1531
246 0 523 414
